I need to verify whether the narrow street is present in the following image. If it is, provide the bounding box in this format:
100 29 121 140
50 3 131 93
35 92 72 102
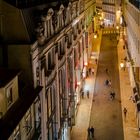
89 32 124 140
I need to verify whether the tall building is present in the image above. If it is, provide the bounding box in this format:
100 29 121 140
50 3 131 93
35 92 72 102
122 0 140 133
0 0 96 139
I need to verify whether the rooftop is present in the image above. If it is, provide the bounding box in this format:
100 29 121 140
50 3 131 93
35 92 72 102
0 68 20 88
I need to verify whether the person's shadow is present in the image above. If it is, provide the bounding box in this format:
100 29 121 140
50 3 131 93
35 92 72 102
87 135 95 140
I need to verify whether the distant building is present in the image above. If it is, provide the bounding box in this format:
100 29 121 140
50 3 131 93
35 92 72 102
101 0 121 26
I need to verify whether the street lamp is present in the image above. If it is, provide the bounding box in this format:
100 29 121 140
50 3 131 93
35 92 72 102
116 26 119 30
120 62 124 69
94 34 97 39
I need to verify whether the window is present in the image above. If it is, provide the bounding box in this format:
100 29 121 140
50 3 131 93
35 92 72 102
6 86 13 106
48 89 51 117
34 97 41 128
24 109 32 135
36 67 39 78
47 48 55 70
13 125 21 140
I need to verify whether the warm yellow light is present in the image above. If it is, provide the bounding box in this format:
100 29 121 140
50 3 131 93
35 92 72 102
116 26 119 30
94 34 97 38
77 82 81 86
84 62 88 66
120 62 124 68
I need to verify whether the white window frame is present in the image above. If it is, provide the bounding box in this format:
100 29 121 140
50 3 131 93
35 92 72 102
6 84 13 107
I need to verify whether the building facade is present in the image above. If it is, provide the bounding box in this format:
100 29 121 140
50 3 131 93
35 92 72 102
31 0 96 140
122 0 140 133
102 0 121 26
0 68 42 140
0 0 96 139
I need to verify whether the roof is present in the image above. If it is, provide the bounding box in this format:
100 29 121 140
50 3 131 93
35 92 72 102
0 86 43 140
0 68 20 88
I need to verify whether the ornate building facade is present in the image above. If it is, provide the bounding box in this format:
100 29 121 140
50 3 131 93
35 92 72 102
122 0 140 133
31 0 95 140
0 0 96 139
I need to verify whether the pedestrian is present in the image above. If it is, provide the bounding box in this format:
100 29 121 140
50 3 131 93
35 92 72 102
124 56 127 62
123 107 127 117
87 90 89 98
105 79 109 86
110 91 115 100
105 68 108 74
129 95 135 103
108 80 111 87
81 91 84 99
89 68 91 75
95 59 97 64
87 127 91 137
86 70 89 77
110 92 113 100
90 126 94 138
112 91 115 99
92 68 94 75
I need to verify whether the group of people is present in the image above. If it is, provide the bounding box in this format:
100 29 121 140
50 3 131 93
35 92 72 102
87 126 94 139
110 91 115 100
105 79 111 87
88 68 95 76
81 90 90 99
105 68 116 101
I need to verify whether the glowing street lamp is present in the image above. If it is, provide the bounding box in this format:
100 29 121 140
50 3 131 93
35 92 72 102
94 34 97 39
84 62 88 66
120 62 124 69
116 26 119 30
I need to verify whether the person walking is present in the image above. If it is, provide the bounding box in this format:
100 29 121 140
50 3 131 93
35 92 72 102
92 68 94 75
89 68 91 75
90 126 94 138
110 91 115 100
110 92 113 100
81 91 84 99
108 80 111 87
95 59 98 64
123 107 127 117
105 79 109 86
87 90 89 98
105 68 109 74
87 127 91 137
